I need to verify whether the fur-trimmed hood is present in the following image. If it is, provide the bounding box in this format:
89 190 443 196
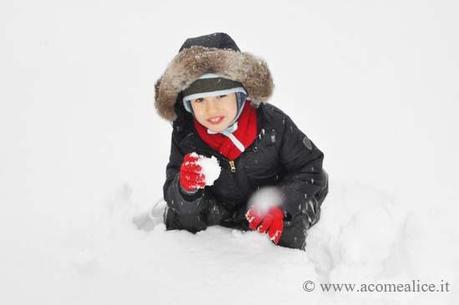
154 45 274 121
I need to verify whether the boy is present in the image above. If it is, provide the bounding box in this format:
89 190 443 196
154 32 328 250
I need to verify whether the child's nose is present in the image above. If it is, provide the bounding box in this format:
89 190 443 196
205 98 219 113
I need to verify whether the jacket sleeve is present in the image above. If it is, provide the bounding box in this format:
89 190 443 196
162 131 222 233
276 115 329 228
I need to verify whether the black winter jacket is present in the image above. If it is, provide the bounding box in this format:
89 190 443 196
162 102 329 235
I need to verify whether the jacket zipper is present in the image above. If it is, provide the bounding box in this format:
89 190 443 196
228 160 236 173
195 144 237 174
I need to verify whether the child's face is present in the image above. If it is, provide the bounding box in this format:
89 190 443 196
191 93 237 132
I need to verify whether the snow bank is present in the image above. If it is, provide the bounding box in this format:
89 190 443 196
3 179 456 305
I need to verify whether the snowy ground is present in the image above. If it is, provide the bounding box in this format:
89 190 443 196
1 1 458 304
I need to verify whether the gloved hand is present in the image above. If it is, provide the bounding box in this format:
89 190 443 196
179 152 206 193
245 206 284 244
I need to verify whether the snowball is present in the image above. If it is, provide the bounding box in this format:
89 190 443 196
194 153 221 186
248 186 285 215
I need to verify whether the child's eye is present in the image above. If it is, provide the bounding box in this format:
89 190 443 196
217 94 227 99
194 98 205 103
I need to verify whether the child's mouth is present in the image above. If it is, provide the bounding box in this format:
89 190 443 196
207 116 225 125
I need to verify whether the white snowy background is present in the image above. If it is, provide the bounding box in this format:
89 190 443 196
1 0 458 304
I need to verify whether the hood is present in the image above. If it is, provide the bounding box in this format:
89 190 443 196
154 43 274 121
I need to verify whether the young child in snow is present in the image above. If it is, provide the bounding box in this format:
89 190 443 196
154 33 328 250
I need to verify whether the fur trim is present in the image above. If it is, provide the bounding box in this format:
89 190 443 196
154 46 274 121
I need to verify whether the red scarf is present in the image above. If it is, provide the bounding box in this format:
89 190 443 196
193 101 258 160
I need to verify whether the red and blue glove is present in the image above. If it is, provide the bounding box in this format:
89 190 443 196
245 206 284 244
179 153 206 193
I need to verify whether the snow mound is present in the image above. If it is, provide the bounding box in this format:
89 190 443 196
2 180 457 304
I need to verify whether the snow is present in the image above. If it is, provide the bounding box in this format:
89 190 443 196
248 186 285 214
194 153 221 186
1 1 458 304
